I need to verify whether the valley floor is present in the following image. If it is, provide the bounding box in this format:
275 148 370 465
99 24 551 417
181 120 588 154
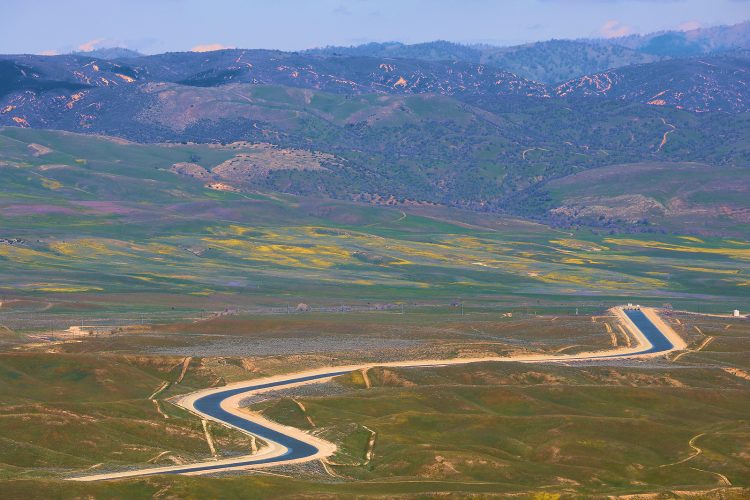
0 310 748 498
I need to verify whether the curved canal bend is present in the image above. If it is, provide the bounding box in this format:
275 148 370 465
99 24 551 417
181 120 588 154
72 308 682 481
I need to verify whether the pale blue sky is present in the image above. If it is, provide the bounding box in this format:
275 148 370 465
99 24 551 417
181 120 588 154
4 0 749 55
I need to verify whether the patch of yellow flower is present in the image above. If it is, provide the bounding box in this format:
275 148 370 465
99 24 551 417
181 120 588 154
41 177 63 190
203 238 352 268
0 245 67 265
604 238 750 260
301 226 351 239
550 239 608 252
126 242 180 256
533 270 665 289
673 266 740 275
50 239 130 258
561 257 586 265
679 236 705 243
352 279 375 285
28 283 103 292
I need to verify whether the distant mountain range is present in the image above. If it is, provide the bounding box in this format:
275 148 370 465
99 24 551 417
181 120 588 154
0 22 747 231
307 40 665 84
553 56 749 112
71 47 143 60
308 21 750 83
596 21 750 57
1 47 747 120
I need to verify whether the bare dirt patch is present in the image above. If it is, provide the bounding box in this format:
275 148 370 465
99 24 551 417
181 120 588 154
550 194 665 221
723 367 750 382
211 144 337 182
170 162 212 180
27 143 52 156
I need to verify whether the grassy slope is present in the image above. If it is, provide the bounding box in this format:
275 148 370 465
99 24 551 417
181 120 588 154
9 75 745 211
252 313 750 496
0 353 253 479
0 316 740 498
536 162 750 235
0 129 749 319
0 314 748 498
0 312 618 481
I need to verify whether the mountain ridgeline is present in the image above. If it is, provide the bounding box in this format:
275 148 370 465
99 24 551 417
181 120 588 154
307 39 665 84
0 22 748 234
308 22 750 82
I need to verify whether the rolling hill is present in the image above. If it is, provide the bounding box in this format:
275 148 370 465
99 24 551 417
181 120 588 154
1 21 749 500
307 22 750 83
479 39 664 84
0 39 747 235
597 21 750 57
309 39 665 83
554 56 750 112
512 162 750 236
1 127 749 313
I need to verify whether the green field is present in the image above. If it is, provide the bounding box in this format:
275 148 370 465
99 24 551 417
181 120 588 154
0 312 748 498
532 162 750 236
1 128 749 498
1 128 748 327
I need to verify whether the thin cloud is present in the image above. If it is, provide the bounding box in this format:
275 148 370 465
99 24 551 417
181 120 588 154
39 50 59 56
333 5 351 15
599 20 632 38
78 38 106 52
190 43 235 52
677 20 701 31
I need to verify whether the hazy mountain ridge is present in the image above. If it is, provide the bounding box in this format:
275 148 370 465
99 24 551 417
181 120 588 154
595 21 750 56
0 50 547 97
479 40 664 83
306 22 750 82
307 40 482 64
0 72 745 226
71 47 144 60
1 49 747 122
0 53 140 95
310 39 665 83
554 56 750 112
0 32 747 230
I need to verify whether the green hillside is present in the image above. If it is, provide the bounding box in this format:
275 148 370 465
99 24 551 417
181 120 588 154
516 162 750 236
1 129 748 320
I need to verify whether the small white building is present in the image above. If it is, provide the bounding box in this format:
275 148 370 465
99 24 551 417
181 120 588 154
734 309 741 317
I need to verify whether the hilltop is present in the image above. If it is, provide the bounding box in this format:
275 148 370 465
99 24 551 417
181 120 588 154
71 47 144 60
596 20 750 57
308 21 750 82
